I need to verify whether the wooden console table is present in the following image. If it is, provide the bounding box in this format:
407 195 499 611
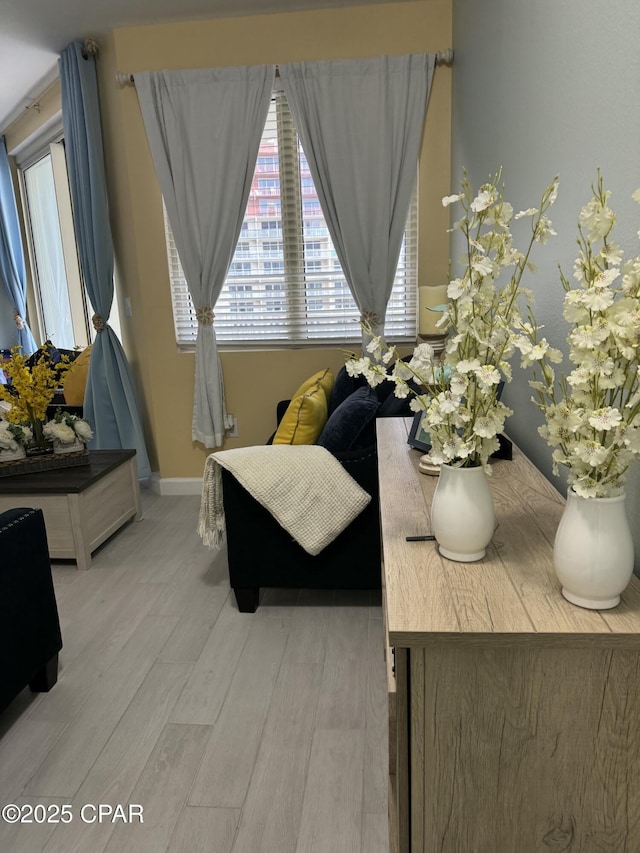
377 417 640 853
0 450 141 570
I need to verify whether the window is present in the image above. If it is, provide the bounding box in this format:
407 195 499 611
165 88 417 348
14 124 123 350
257 178 280 193
229 284 253 313
229 262 252 276
263 241 283 256
19 140 90 349
305 241 322 258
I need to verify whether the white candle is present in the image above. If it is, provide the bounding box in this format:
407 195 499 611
418 285 448 336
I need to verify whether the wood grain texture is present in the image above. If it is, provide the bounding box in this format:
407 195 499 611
362 812 389 853
0 797 71 853
41 662 193 853
378 418 640 853
295 728 365 853
188 615 289 808
422 646 640 852
377 417 640 647
27 615 179 798
167 806 239 853
103 723 212 853
0 488 389 853
230 663 323 853
393 648 409 853
0 453 140 567
363 618 388 814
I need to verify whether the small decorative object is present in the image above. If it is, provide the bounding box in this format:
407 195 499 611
418 455 440 476
44 408 93 455
0 344 71 457
347 169 558 561
519 172 640 608
553 489 633 609
0 418 32 462
407 410 431 453
431 463 496 561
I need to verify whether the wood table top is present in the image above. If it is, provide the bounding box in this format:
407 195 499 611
0 449 136 494
377 417 640 648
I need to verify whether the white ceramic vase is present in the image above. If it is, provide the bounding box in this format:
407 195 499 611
53 438 85 455
554 488 634 610
431 463 496 562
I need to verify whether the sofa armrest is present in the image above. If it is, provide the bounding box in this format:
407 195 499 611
0 508 63 712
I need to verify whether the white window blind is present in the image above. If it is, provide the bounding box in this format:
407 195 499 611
165 88 417 348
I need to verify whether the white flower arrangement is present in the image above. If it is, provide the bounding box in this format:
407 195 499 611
0 418 32 451
518 172 640 498
347 170 558 470
43 408 93 445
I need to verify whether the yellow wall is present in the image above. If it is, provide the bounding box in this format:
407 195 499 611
98 0 452 478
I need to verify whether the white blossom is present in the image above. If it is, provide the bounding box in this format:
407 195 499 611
514 207 539 220
43 421 76 444
457 358 482 374
588 407 622 431
0 420 18 451
474 364 501 387
582 288 615 311
346 169 557 470
470 188 497 213
73 420 93 441
522 172 640 496
534 215 557 245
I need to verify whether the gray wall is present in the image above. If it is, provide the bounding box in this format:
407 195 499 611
451 0 640 566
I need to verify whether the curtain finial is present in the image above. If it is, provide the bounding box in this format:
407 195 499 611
82 38 99 59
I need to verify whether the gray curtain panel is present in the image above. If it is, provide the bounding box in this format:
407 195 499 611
135 66 274 448
279 53 435 343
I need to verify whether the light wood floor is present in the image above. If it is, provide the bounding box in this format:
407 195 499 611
0 490 389 853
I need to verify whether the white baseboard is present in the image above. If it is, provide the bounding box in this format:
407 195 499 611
150 475 203 496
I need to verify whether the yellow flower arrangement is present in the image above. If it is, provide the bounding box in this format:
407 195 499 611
0 345 71 448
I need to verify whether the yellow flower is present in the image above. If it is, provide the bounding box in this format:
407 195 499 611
0 345 70 425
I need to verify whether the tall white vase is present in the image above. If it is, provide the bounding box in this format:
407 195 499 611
554 489 634 610
431 463 496 562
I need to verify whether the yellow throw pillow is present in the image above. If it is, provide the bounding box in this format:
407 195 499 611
62 346 92 406
273 385 328 445
292 368 334 403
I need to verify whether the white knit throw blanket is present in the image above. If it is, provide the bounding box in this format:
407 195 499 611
198 445 371 556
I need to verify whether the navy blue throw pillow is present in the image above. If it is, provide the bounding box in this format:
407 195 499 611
317 386 380 452
328 364 369 414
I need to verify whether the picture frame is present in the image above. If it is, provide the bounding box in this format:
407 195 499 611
407 412 431 453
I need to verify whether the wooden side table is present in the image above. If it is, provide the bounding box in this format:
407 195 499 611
0 450 141 570
377 417 640 853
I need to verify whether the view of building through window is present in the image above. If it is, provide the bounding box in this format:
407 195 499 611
166 91 417 347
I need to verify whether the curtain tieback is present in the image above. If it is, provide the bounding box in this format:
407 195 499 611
92 313 105 331
14 311 24 330
196 306 215 325
360 311 381 329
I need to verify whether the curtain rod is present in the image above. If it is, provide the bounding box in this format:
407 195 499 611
115 50 454 86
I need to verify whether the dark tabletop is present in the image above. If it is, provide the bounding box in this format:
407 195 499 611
0 449 136 494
